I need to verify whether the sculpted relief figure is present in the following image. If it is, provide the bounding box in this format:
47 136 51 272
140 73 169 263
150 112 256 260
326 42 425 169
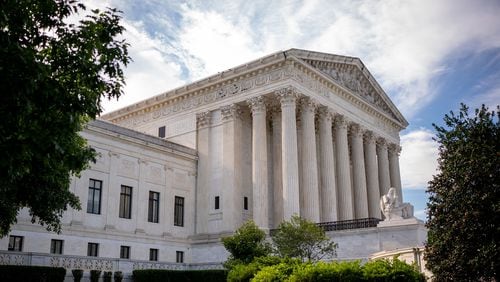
380 187 414 221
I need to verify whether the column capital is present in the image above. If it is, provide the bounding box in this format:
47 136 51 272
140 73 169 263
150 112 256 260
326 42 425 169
318 107 333 121
247 96 267 114
333 114 349 129
221 104 242 121
376 137 388 148
363 130 377 144
196 111 211 128
349 123 364 138
276 87 299 106
298 97 318 114
388 143 402 155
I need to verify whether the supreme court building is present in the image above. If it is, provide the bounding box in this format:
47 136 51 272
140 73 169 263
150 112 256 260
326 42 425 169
1 49 426 275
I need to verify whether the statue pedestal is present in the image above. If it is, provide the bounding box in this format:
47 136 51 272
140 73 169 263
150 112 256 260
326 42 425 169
377 217 423 227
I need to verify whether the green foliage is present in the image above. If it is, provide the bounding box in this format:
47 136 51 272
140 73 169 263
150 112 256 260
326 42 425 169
252 261 300 282
272 215 337 262
0 265 66 282
0 0 130 236
132 269 227 282
363 258 424 282
288 261 363 282
227 256 287 282
222 220 271 267
426 104 500 281
90 269 101 282
72 269 83 282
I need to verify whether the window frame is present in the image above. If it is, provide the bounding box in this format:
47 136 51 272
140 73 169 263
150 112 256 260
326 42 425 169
158 126 166 138
174 196 184 227
120 245 130 259
8 236 23 252
148 191 160 223
87 179 102 214
215 196 220 210
50 239 64 255
176 251 184 263
87 242 99 257
119 185 133 219
149 248 158 261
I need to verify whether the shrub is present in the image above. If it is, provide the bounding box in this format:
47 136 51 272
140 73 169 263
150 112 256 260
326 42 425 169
90 270 101 282
252 261 299 282
288 261 363 282
0 265 66 282
103 271 112 282
363 258 425 282
132 269 227 282
114 271 123 282
227 256 285 282
72 269 83 282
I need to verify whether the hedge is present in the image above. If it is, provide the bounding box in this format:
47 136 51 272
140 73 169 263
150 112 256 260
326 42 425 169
132 269 228 282
0 265 66 282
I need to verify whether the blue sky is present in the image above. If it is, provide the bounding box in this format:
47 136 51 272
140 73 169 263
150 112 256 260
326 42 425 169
89 0 500 220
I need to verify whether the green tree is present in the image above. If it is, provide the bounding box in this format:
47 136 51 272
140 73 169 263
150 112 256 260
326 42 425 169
425 104 499 281
272 215 338 262
222 220 271 267
0 0 129 236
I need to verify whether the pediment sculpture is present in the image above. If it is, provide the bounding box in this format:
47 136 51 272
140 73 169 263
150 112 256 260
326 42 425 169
380 187 414 221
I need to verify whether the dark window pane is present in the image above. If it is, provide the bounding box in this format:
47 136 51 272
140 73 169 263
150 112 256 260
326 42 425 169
176 251 184 263
119 185 132 219
149 249 158 261
174 196 184 227
215 196 220 210
87 179 102 214
8 236 23 251
87 243 98 257
244 197 248 210
120 246 130 259
158 126 166 138
148 191 160 223
50 239 63 254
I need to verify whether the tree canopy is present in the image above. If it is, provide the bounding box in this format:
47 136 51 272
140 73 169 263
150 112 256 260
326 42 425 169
272 215 337 262
425 104 499 281
0 0 129 236
222 220 271 267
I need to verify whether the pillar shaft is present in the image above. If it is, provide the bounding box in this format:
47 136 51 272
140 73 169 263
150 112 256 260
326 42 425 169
364 131 381 218
299 98 320 222
195 111 211 233
350 124 369 219
318 109 338 222
278 88 300 219
377 138 391 197
248 97 269 229
389 144 403 204
271 109 283 227
334 115 354 220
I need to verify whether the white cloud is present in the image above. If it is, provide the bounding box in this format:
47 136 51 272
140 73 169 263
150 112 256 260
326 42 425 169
400 128 439 189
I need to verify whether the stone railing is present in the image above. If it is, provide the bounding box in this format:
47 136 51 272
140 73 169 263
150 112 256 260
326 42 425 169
0 251 223 280
317 218 381 231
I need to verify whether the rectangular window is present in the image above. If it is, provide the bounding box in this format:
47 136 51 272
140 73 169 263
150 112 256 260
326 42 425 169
119 185 132 219
176 251 184 263
215 196 220 210
50 239 64 254
87 243 99 257
244 196 248 210
87 179 102 214
149 248 158 261
8 236 23 251
120 246 130 259
158 126 166 138
148 191 160 223
174 196 184 227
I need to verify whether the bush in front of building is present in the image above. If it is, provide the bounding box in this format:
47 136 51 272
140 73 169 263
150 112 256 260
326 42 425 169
0 265 66 282
132 269 228 282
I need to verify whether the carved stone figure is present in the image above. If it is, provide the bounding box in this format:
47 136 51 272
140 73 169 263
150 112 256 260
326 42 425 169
380 187 414 221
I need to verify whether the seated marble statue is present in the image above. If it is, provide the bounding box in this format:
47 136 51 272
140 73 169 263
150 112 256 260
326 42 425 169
380 187 414 221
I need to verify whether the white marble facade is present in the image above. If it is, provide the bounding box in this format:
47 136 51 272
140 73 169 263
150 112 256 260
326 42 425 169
1 49 425 273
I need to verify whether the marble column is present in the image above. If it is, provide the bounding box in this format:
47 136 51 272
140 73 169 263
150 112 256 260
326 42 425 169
271 108 283 227
195 111 211 233
221 104 243 230
388 143 403 204
377 138 391 197
248 97 269 229
318 108 338 222
349 123 369 219
299 98 320 222
277 88 300 219
363 131 381 219
334 114 354 220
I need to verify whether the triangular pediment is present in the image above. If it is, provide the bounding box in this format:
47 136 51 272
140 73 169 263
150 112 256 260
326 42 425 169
286 49 408 127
